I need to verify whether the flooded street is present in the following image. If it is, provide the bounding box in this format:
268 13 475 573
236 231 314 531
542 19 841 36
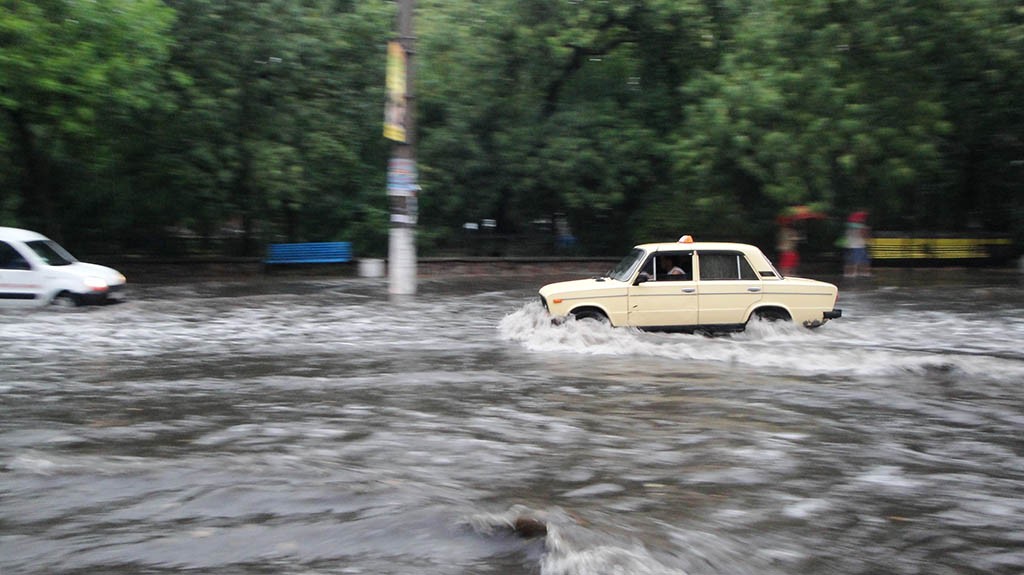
2 270 1023 575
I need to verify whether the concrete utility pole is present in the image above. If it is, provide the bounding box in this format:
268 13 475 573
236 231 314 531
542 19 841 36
386 0 417 295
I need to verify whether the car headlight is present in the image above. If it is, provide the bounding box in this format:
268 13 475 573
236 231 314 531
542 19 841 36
83 276 109 291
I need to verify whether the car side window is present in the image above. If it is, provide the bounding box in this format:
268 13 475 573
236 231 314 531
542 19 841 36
638 257 655 280
699 252 758 280
639 251 692 282
0 241 32 270
656 251 692 280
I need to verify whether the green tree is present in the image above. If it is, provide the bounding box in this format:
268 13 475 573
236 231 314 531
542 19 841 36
668 0 1023 245
0 0 174 240
416 0 717 253
144 0 392 255
3 0 1021 258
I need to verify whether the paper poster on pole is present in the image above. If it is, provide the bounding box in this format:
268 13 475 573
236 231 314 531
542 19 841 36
387 159 417 196
384 41 407 143
387 158 418 224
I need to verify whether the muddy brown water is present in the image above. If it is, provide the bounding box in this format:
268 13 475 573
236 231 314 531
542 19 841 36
2 269 1023 574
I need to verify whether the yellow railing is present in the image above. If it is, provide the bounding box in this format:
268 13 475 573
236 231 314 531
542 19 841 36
869 237 1012 260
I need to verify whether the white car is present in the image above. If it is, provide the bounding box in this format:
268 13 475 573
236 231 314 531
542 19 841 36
0 226 127 307
539 236 841 332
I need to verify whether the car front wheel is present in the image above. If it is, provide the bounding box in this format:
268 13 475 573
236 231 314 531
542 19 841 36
51 291 81 308
571 308 609 325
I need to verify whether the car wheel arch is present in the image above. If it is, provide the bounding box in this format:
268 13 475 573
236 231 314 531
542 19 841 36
747 305 792 323
569 305 611 324
50 290 81 307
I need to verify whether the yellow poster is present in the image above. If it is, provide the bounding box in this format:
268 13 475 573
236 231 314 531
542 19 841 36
384 41 407 142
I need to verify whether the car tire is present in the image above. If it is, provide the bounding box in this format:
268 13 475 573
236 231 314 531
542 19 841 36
571 309 609 324
752 308 790 323
51 291 81 308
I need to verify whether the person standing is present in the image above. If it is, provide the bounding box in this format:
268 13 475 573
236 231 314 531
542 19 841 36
844 211 871 277
777 221 801 276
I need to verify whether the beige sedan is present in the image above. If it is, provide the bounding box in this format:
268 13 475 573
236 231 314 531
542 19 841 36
539 237 841 332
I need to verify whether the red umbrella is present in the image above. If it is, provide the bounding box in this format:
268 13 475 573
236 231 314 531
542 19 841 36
778 205 827 225
786 205 828 220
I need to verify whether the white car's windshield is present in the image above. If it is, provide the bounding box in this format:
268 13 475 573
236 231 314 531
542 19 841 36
26 240 77 266
607 248 645 282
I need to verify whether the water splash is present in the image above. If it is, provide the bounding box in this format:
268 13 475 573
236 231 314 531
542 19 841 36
466 505 692 575
498 301 1024 385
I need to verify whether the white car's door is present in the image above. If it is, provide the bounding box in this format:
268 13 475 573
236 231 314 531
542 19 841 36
695 251 763 326
0 241 45 306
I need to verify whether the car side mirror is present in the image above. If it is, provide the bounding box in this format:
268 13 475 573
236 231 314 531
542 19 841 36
634 274 648 285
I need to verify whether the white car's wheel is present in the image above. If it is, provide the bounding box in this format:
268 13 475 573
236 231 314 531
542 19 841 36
51 291 80 308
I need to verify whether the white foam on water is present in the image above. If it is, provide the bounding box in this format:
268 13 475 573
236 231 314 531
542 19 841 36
498 301 1024 384
465 505 693 575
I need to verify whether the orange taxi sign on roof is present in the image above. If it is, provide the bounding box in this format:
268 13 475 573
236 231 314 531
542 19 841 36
678 235 694 243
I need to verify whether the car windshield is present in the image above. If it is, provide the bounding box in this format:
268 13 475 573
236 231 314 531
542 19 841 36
607 248 646 282
26 240 76 266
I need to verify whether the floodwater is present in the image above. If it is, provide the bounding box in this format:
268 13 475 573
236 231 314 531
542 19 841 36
2 270 1023 575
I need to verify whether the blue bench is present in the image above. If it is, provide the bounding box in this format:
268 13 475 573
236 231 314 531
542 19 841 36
264 241 353 265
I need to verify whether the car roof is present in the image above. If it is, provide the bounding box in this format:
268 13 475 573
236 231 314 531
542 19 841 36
0 227 50 242
637 240 779 275
635 241 762 252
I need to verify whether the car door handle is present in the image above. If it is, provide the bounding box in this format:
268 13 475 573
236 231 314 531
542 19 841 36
682 288 696 293
747 287 761 292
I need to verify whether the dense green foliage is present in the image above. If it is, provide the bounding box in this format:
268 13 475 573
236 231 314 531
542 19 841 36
2 0 1021 257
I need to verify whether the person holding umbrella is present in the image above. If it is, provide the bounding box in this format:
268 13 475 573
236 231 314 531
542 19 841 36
775 205 826 276
776 217 802 276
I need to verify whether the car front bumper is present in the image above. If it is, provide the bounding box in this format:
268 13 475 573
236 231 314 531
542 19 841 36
80 283 127 305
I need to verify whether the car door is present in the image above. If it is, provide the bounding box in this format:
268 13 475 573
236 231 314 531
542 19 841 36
695 250 762 326
626 250 698 328
0 241 44 306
